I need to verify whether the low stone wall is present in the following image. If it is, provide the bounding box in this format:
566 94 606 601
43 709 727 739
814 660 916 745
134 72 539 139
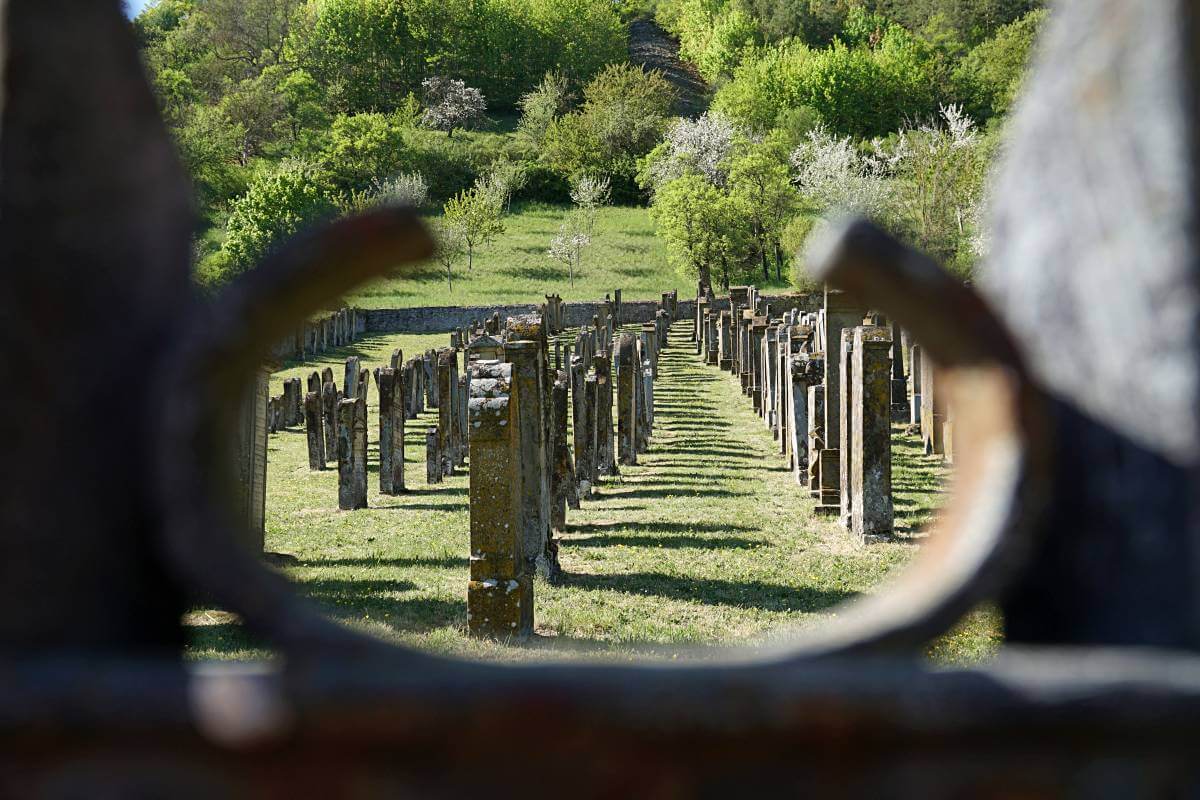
362 293 819 335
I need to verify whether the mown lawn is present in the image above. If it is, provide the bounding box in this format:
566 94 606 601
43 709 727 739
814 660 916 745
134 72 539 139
188 322 1000 663
346 202 792 309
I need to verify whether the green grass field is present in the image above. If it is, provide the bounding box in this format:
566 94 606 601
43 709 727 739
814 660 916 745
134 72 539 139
187 323 1001 663
347 202 793 309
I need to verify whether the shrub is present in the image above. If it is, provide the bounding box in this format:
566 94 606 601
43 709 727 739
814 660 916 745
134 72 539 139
218 160 339 275
319 112 409 192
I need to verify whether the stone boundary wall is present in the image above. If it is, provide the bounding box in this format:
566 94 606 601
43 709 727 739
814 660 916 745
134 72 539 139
361 293 819 335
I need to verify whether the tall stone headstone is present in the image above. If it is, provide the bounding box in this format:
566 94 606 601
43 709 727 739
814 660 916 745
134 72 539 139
376 367 405 495
437 350 458 477
506 340 556 580
425 427 442 484
920 352 945 456
849 326 894 538
593 352 617 478
304 391 325 471
909 345 924 428
336 398 365 510
467 361 532 639
550 372 578 532
822 288 868 497
616 333 639 466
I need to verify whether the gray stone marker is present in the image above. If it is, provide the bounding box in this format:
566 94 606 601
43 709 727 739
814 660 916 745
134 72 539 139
593 352 617 478
336 398 364 510
376 367 405 495
343 357 360 400
909 344 923 428
304 391 325 470
467 360 532 639
506 339 556 580
849 326 894 538
616 333 639 466
550 371 578 532
425 426 442 484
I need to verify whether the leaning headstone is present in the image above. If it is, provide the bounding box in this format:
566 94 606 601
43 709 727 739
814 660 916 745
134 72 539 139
304 391 325 470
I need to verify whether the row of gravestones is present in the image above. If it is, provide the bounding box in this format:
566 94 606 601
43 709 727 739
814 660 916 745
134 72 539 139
695 286 950 542
273 307 364 362
466 292 675 638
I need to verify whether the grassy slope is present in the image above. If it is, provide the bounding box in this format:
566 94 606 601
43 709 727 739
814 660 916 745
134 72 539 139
188 323 1001 663
347 202 792 309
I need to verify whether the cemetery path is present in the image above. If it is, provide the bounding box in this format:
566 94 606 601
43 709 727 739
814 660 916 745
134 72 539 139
187 323 989 662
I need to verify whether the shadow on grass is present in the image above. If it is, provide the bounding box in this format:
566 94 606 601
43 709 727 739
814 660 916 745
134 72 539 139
565 572 858 613
296 555 469 569
566 520 758 534
601 487 750 500
566 534 764 550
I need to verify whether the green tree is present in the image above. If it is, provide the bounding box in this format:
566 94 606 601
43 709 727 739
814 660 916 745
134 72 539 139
650 173 740 293
442 184 505 271
218 160 338 275
175 103 249 212
319 112 409 192
953 8 1048 121
543 64 674 196
727 138 800 282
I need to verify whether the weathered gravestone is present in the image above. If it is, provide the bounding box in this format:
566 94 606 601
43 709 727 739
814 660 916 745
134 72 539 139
616 332 639 466
304 391 324 470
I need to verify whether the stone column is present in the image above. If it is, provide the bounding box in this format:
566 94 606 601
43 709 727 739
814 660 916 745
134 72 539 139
921 352 946 456
458 373 470 468
550 372 578 532
343 356 360 399
718 310 733 371
437 350 456 476
353 393 368 508
321 381 339 457
808 385 826 494
377 367 405 494
336 398 363 510
467 361 532 638
891 321 908 420
910 344 924 428
593 352 617 477
425 427 442 484
506 340 555 580
580 374 599 497
570 355 592 498
749 318 767 410
787 358 817 481
850 326 894 538
304 391 325 470
839 328 855 529
616 333 639 466
641 321 658 379
822 289 867 489
234 368 270 553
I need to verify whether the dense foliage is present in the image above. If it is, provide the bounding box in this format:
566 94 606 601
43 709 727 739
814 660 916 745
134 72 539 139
137 0 1047 291
134 0 626 283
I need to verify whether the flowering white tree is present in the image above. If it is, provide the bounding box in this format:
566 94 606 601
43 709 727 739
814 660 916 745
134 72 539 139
888 104 989 269
371 172 429 208
569 174 611 234
642 112 741 192
548 212 592 286
789 125 893 220
420 76 487 138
